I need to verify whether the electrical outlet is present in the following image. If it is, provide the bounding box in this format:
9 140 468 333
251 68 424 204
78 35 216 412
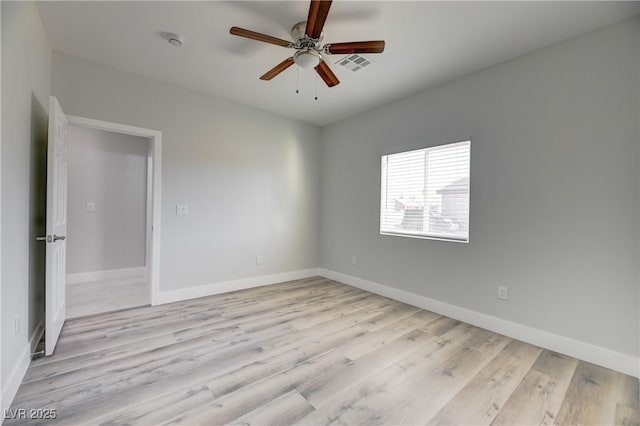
498 286 508 301
256 255 263 266
14 315 20 336
351 256 357 265
86 202 96 212
176 204 189 216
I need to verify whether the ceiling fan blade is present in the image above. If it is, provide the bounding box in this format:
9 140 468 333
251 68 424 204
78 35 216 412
230 27 292 48
326 40 385 55
315 61 340 87
305 0 333 39
260 57 295 80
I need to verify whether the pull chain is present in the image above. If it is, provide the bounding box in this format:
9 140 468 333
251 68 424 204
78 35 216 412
314 73 318 101
296 66 300 94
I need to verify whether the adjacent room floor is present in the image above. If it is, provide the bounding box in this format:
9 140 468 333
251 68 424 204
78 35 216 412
12 277 639 425
65 275 149 319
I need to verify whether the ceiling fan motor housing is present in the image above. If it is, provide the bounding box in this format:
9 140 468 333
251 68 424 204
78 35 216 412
290 21 324 68
291 21 323 48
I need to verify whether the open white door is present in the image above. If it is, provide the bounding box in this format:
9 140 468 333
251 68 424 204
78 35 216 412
43 96 68 355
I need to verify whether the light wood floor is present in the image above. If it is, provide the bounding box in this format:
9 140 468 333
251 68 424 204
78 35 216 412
9 277 639 425
66 275 149 319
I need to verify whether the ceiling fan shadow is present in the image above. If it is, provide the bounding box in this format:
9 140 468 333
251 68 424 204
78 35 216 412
326 4 381 24
220 39 266 57
223 1 304 36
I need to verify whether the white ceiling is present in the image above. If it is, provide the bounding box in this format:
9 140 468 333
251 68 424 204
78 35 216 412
37 1 639 126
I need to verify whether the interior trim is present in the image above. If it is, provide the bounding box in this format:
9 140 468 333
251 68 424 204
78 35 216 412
1 319 43 416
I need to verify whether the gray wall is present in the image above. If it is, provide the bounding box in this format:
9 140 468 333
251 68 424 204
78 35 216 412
319 18 639 357
1 0 51 391
67 126 148 274
51 52 322 291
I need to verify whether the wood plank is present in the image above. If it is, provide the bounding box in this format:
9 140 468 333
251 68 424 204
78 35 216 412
17 322 267 405
299 328 435 408
280 293 397 331
341 311 453 360
51 308 226 360
427 340 542 425
358 303 421 331
555 361 630 425
171 349 348 425
618 373 640 409
227 391 314 426
295 325 510 425
615 403 640 426
96 385 215 426
204 326 367 400
220 281 357 321
59 305 224 343
22 332 178 384
491 350 578 426
237 291 387 333
296 314 457 409
14 325 245 399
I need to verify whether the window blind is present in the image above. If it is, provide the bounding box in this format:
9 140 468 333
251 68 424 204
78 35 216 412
380 140 470 242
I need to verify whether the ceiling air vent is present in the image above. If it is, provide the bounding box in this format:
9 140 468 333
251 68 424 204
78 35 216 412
336 54 372 72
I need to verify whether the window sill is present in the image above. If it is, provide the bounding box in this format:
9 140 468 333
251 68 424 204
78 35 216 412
380 231 469 244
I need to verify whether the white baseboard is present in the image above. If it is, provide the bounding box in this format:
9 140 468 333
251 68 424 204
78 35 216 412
1 344 29 416
318 268 639 378
66 266 147 284
1 318 44 416
156 268 322 305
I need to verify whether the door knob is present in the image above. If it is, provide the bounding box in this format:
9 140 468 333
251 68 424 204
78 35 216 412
36 235 66 242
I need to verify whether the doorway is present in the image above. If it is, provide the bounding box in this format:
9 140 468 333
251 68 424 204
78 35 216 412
65 116 162 318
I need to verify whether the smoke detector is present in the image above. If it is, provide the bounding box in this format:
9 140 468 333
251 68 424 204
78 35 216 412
168 36 183 47
160 32 183 47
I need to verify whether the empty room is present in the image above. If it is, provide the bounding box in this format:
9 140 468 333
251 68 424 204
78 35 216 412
1 1 638 425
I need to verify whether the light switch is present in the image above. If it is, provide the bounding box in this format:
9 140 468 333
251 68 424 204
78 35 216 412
176 204 189 216
86 202 96 212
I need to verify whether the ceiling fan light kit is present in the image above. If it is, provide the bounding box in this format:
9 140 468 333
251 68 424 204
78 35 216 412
229 0 385 90
294 50 322 69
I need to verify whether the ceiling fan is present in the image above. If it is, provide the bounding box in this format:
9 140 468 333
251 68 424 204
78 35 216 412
229 0 385 88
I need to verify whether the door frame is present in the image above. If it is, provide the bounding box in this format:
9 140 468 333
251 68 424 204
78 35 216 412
66 115 162 305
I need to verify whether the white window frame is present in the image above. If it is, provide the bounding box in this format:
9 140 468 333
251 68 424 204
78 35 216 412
380 140 471 243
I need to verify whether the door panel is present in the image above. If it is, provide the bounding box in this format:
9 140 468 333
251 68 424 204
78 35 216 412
45 96 68 356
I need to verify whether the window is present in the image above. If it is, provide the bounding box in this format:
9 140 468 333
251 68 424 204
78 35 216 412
380 140 470 242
